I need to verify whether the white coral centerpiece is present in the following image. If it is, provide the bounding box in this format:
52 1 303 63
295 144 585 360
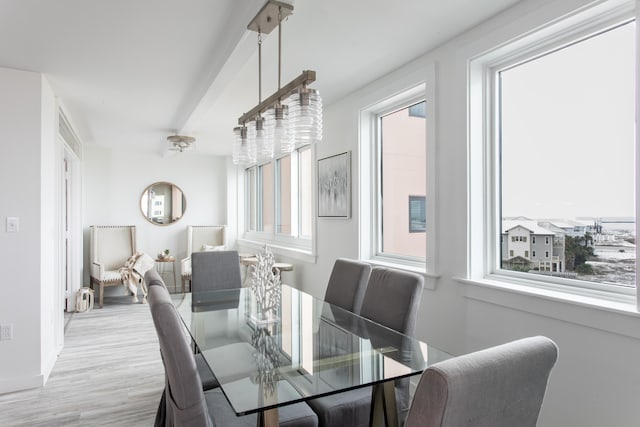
251 326 280 395
250 247 281 322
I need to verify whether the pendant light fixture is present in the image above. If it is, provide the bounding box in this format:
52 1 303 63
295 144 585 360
265 5 291 155
232 0 322 166
233 125 254 165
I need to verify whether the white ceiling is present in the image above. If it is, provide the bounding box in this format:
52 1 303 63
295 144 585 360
0 0 521 156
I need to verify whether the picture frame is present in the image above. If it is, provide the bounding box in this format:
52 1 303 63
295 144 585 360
317 151 351 218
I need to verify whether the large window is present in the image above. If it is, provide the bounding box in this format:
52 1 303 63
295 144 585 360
472 7 638 297
244 146 313 250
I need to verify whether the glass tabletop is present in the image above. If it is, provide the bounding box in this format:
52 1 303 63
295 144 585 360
171 285 451 416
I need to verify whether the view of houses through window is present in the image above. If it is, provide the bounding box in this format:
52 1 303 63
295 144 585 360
499 20 636 288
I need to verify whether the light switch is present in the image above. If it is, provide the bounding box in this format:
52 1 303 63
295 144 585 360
6 217 18 233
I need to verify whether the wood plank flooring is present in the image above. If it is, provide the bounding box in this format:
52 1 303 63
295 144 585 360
0 297 165 427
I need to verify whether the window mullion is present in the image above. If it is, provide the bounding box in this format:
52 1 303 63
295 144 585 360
291 150 299 238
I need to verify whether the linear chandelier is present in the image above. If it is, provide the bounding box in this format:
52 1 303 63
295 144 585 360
232 0 322 166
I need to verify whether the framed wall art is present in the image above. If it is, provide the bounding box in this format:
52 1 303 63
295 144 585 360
317 151 351 219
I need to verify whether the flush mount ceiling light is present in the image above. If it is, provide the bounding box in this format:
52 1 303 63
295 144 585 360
167 135 195 152
232 0 322 166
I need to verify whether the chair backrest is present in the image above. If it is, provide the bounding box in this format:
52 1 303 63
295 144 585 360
187 225 227 255
405 336 558 427
145 268 166 289
323 258 371 315
90 225 136 270
360 267 423 337
359 267 424 418
191 250 241 293
148 284 212 426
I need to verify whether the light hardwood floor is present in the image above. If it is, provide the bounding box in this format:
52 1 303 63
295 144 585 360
0 297 165 427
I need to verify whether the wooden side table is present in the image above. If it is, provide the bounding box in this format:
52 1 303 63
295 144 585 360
156 256 178 292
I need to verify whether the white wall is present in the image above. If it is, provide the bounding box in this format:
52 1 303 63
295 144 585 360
0 68 61 393
269 0 640 425
82 146 227 293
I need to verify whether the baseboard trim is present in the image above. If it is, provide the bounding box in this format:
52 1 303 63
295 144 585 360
0 374 44 395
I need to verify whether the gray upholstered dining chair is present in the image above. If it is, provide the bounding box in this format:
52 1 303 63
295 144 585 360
323 258 371 315
308 267 424 427
191 250 242 294
181 225 227 292
404 336 559 427
147 283 319 427
145 269 218 391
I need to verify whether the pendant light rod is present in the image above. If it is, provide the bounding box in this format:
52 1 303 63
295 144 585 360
258 32 262 105
238 70 315 125
278 8 282 92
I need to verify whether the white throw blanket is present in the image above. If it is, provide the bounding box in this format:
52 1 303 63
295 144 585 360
119 252 155 303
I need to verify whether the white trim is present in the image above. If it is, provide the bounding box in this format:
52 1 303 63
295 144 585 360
468 0 638 307
457 276 640 340
237 238 316 263
425 61 439 281
0 374 44 394
636 0 640 309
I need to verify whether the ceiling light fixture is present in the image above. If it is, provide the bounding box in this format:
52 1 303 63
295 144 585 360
167 135 195 152
232 0 322 166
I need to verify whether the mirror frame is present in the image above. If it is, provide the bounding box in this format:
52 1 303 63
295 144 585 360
140 181 187 226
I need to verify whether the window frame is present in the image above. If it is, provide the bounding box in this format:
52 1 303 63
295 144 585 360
359 74 439 286
468 0 638 306
374 94 427 265
242 145 315 256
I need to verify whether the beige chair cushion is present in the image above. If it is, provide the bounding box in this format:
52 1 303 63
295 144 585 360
102 270 122 282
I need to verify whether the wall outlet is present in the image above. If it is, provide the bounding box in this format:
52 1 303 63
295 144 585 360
0 324 13 340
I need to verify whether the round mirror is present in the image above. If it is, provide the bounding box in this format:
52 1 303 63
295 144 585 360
140 182 186 226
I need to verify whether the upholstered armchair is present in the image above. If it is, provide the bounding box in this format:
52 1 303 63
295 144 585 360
180 225 227 292
89 225 137 308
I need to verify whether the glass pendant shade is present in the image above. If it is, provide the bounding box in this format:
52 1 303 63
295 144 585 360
287 88 322 147
251 117 273 162
233 126 254 165
266 104 292 155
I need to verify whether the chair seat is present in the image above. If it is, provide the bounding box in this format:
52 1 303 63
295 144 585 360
98 270 123 282
195 353 219 390
307 378 412 427
205 388 318 427
307 387 371 427
182 263 192 277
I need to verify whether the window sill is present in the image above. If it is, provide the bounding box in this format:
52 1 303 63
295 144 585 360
237 238 316 264
456 276 640 340
365 258 439 290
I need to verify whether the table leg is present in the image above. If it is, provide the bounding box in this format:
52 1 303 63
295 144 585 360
257 407 278 427
382 381 399 427
370 381 399 427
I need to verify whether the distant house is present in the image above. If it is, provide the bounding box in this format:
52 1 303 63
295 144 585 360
502 219 565 272
538 218 596 245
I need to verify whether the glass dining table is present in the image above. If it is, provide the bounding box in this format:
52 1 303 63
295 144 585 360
171 285 451 427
